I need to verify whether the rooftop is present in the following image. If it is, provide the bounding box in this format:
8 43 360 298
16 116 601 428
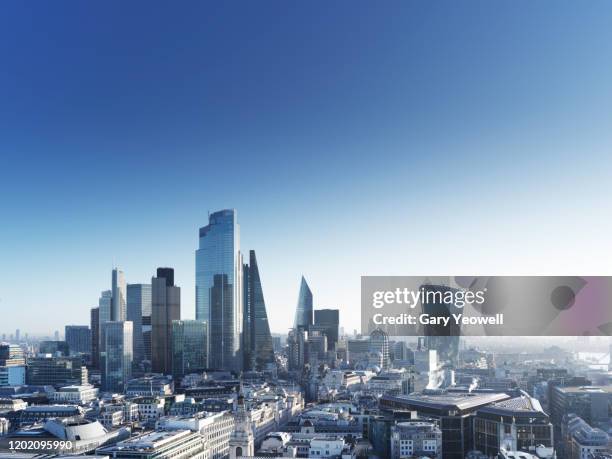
383 391 510 412
112 430 192 451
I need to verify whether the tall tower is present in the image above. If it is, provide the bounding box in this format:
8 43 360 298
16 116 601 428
100 321 133 392
152 268 180 375
229 389 254 459
90 307 100 369
111 268 126 322
196 209 243 373
127 283 151 366
293 276 313 330
243 250 274 371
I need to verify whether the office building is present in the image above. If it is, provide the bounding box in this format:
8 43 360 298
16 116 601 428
380 391 510 459
564 415 611 459
550 385 612 430
97 429 208 459
52 384 99 403
152 268 180 375
0 343 26 386
314 309 340 351
101 321 133 392
243 250 274 371
172 320 207 378
474 394 553 456
98 289 112 324
65 325 91 355
26 355 87 387
39 340 70 356
370 328 390 370
127 283 151 365
111 268 127 321
196 209 243 372
390 421 443 459
90 307 100 368
0 343 25 366
293 276 313 330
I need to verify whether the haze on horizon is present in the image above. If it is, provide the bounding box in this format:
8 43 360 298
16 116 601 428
2 1 612 335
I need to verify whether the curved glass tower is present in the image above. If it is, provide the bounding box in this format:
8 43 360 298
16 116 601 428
293 276 313 330
195 209 243 372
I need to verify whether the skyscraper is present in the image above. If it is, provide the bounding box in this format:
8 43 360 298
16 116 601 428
370 328 390 370
127 283 151 365
314 309 340 351
98 290 112 324
152 268 180 375
111 268 126 321
293 276 313 330
196 209 243 372
171 320 207 378
65 325 91 355
90 307 100 369
243 250 274 371
100 321 133 392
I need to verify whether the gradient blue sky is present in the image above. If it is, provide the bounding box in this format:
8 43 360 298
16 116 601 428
1 1 612 336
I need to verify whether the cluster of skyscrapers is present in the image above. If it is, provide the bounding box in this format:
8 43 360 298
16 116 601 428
86 209 286 391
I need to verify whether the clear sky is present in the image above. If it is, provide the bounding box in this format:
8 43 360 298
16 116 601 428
1 1 612 336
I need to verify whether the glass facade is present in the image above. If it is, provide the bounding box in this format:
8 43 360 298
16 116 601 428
293 276 313 330
151 269 180 375
111 268 126 322
195 209 243 372
243 250 274 371
127 283 151 365
101 321 133 392
172 320 207 377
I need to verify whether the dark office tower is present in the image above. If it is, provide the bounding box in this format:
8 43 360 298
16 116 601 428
127 284 151 365
15 329 20 343
314 309 340 351
172 320 207 378
196 209 243 373
90 307 100 369
421 284 461 366
242 250 274 371
293 276 313 330
152 268 180 375
65 325 91 355
39 341 70 356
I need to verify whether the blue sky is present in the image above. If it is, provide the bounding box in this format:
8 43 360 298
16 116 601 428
1 1 612 336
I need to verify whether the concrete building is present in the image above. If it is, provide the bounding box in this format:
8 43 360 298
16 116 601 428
474 393 553 456
97 429 207 459
52 385 99 404
390 421 442 459
380 391 510 459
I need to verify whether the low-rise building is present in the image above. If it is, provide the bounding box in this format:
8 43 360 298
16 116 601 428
97 429 208 459
390 421 442 459
52 385 99 404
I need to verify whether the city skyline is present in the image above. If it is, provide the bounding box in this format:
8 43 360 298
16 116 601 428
3 2 612 334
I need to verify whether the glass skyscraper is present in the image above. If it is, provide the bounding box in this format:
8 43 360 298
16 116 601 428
100 321 133 392
293 276 313 330
111 268 126 322
127 283 151 365
152 268 181 375
243 250 274 371
171 320 207 378
196 209 243 372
